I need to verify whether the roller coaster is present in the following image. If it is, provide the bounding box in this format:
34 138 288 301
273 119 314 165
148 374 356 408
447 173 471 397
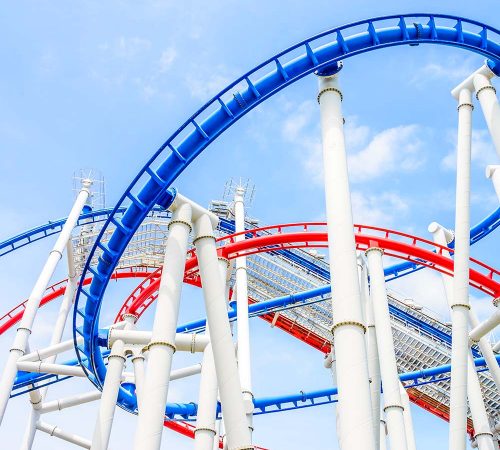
0 12 499 450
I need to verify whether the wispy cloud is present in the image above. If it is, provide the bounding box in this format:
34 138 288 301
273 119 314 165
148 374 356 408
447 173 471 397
185 64 238 100
351 190 409 227
410 55 479 88
99 36 152 59
158 47 177 73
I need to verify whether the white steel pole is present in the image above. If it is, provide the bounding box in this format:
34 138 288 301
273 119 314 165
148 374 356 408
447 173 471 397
472 73 500 158
39 391 102 414
470 305 500 342
194 343 218 450
449 88 473 450
131 353 145 412
359 254 381 448
0 179 92 424
428 223 500 394
22 241 79 450
428 222 497 448
317 72 375 450
399 383 417 450
91 315 135 450
467 353 496 450
37 421 92 449
193 213 252 450
365 247 408 450
486 166 500 201
133 201 192 450
233 186 254 436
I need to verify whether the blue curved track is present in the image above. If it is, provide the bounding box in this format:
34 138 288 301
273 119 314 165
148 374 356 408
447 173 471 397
67 13 500 418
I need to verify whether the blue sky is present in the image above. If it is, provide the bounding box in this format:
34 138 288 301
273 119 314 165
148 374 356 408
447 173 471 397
0 1 499 449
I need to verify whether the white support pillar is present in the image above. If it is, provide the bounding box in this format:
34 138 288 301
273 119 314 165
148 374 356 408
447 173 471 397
194 344 218 450
366 247 408 450
470 304 500 342
359 253 381 448
429 223 500 395
37 421 91 449
467 353 496 450
133 201 193 450
0 179 92 424
399 383 417 450
194 213 252 450
131 352 145 412
91 315 135 450
486 166 500 201
472 72 500 158
317 71 375 450
449 88 474 450
233 186 254 436
22 241 79 450
429 222 497 449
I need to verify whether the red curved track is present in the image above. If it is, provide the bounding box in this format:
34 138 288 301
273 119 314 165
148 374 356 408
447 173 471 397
117 222 499 437
4 223 496 442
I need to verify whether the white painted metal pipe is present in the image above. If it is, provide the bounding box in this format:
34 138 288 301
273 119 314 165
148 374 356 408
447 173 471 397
486 166 500 201
379 418 387 450
493 341 500 353
429 222 500 394
467 352 496 450
399 383 417 450
39 391 101 414
109 329 209 352
131 354 145 412
472 72 500 159
233 186 254 436
133 201 192 450
194 213 252 450
449 88 473 450
170 363 203 380
16 361 86 377
19 336 85 362
359 253 381 448
469 305 500 342
366 247 408 450
37 420 91 449
194 344 218 450
317 73 375 450
0 179 92 424
91 316 135 450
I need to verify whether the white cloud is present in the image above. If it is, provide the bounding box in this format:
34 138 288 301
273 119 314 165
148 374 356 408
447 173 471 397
441 129 499 170
351 191 409 227
158 47 177 73
410 55 478 88
348 125 424 182
185 64 238 100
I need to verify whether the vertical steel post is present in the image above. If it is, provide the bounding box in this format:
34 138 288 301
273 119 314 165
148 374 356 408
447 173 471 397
233 187 254 436
194 213 252 450
317 71 375 450
133 202 192 450
366 247 408 450
473 73 500 158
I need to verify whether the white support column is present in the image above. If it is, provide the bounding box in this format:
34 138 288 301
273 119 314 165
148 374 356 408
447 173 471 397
0 179 92 424
131 352 145 412
467 353 496 450
486 166 500 201
472 72 500 158
194 213 252 450
366 247 408 450
91 315 135 450
470 304 500 342
133 201 193 450
37 421 91 449
317 72 375 450
429 222 497 449
359 253 381 448
194 344 218 450
22 241 79 449
449 88 474 450
39 391 102 414
399 383 417 450
233 186 254 436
